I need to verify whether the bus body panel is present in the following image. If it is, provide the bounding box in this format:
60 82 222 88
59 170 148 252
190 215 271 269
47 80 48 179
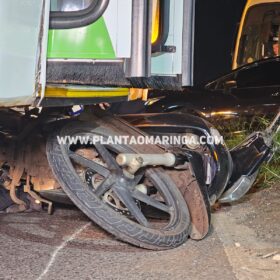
0 0 50 107
151 0 184 76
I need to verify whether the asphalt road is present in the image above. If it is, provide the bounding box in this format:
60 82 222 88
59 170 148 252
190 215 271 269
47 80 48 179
0 184 279 280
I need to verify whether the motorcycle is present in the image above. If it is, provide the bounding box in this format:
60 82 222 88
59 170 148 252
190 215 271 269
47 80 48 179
1 108 278 250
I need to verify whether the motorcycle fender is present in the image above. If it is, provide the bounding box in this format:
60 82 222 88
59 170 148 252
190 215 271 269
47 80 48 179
124 112 233 202
167 169 211 240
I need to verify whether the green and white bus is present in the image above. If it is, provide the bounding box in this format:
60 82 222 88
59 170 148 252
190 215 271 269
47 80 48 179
0 0 195 107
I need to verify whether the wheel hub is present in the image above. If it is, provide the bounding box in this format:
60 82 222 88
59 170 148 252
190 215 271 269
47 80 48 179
84 168 139 215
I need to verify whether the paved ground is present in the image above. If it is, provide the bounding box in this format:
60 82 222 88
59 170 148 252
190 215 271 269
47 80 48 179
0 184 279 280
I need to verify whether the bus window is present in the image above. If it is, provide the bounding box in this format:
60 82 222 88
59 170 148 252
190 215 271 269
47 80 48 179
237 4 280 67
151 0 170 53
51 0 95 12
50 0 109 29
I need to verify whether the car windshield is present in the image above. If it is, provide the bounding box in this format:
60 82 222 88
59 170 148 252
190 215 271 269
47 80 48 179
237 4 280 67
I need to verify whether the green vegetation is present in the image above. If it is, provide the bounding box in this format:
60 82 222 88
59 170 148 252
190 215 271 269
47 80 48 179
257 132 280 188
215 116 280 188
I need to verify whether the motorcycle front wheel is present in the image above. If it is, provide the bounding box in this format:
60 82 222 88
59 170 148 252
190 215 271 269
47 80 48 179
46 121 191 250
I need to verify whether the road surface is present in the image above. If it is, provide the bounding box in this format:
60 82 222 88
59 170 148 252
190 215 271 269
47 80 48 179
0 184 279 280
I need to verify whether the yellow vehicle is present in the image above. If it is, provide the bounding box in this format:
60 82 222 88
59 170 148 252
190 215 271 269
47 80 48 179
233 0 280 69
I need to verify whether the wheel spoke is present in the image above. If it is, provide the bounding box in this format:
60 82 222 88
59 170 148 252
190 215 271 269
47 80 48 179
132 190 171 213
113 187 149 227
69 152 110 178
133 172 144 185
95 176 114 197
95 143 121 171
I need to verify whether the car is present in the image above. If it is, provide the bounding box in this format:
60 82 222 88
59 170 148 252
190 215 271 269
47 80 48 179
143 56 280 119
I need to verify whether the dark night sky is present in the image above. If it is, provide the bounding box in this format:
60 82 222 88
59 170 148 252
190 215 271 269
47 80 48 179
194 0 247 86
